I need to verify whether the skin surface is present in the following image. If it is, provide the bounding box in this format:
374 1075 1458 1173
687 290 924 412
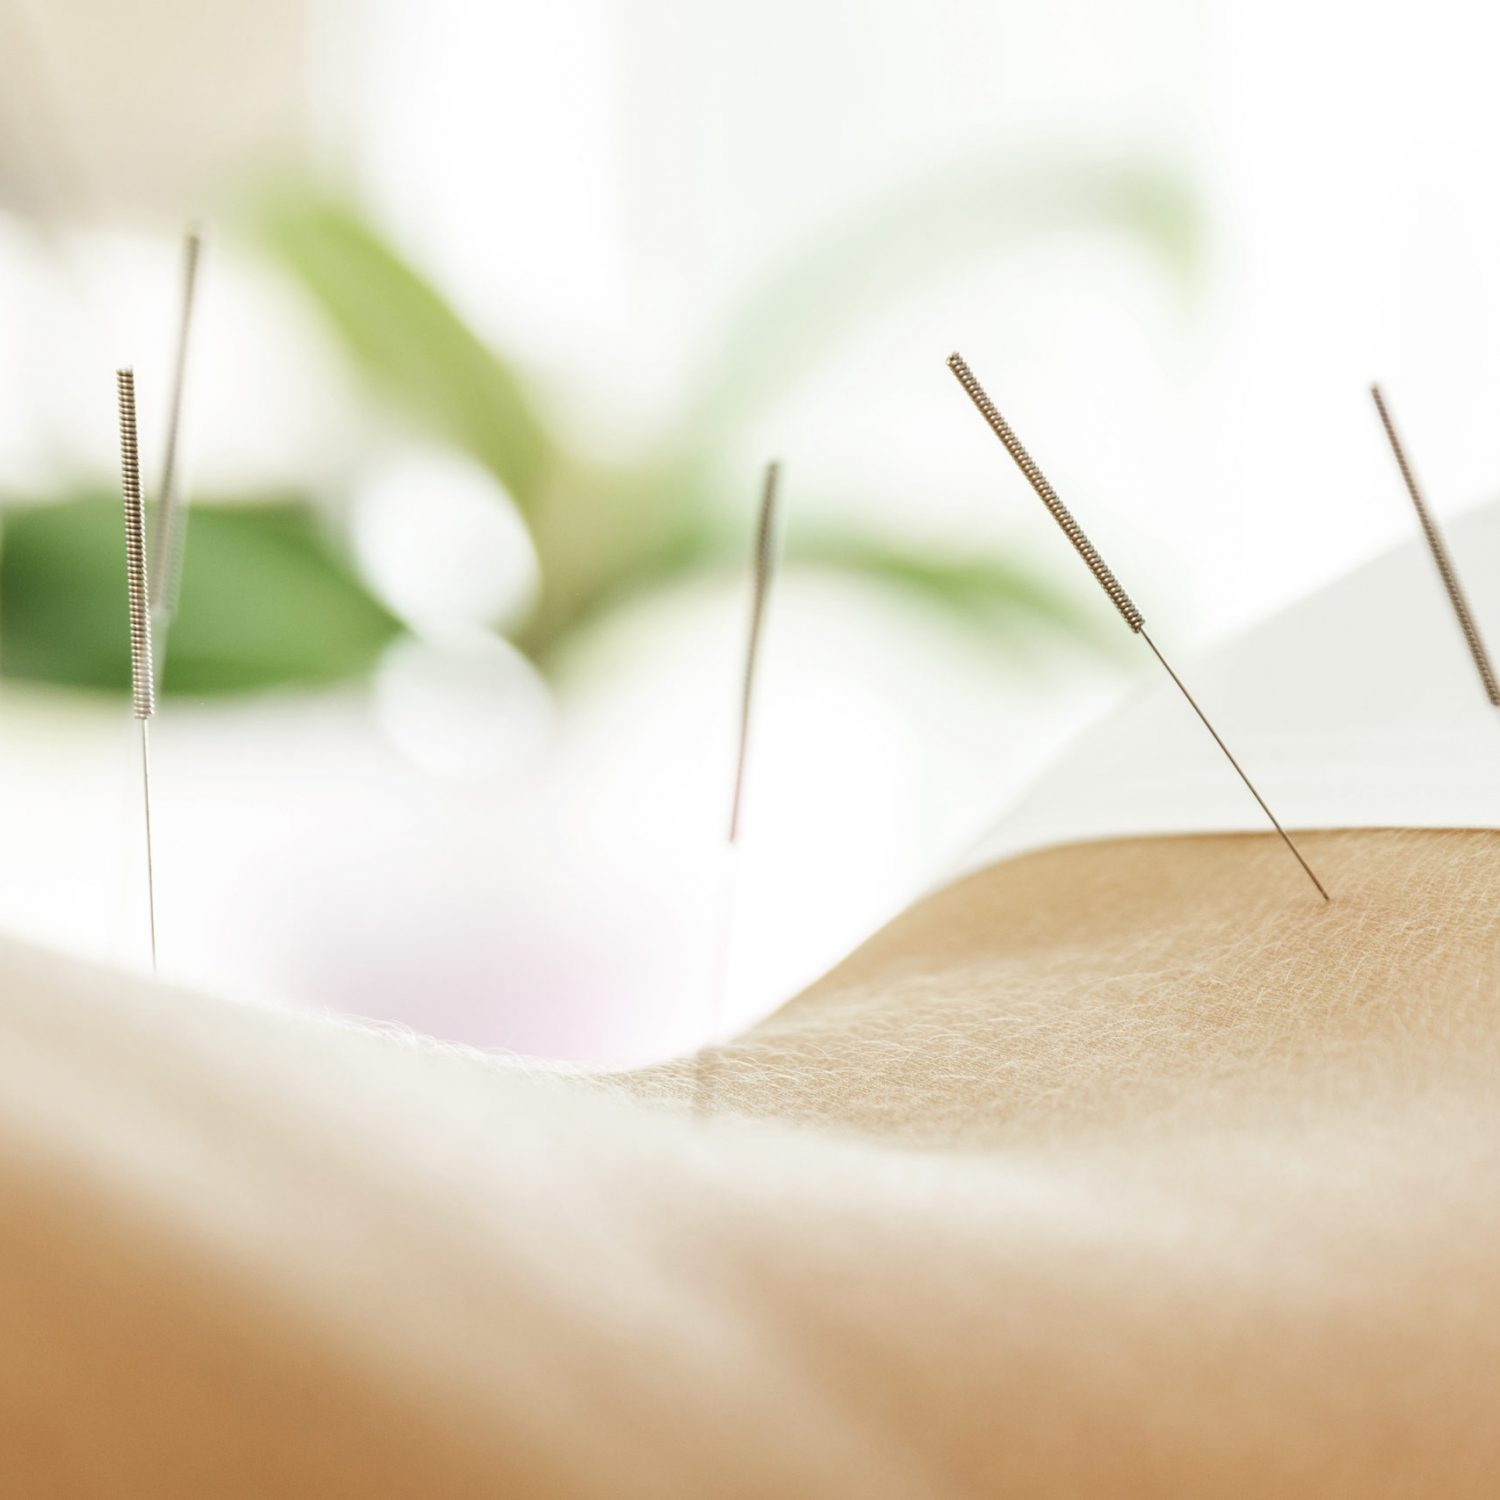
2 829 1498 1495
636 826 1500 1148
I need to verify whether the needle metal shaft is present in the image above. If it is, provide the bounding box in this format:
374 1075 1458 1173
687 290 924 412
947 352 1329 902
117 367 159 968
694 461 784 1114
1369 383 1500 708
729 461 781 843
149 226 205 688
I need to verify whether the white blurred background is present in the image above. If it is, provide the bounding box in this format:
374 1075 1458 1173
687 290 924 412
1 0 1498 1061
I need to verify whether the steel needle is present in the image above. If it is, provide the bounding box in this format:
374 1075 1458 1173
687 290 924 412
694 461 784 1113
117 367 160 969
1369 383 1500 709
149 225 205 689
947 352 1329 902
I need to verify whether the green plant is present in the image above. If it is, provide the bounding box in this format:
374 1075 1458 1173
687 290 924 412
0 495 400 694
0 151 1198 697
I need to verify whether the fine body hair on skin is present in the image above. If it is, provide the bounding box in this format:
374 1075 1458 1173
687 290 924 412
624 827 1498 1150
2 828 1499 1496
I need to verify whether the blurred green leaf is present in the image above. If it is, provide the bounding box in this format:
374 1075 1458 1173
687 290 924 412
245 156 1197 677
510 466 721 662
0 496 401 696
790 526 1119 654
256 187 559 509
679 153 1201 451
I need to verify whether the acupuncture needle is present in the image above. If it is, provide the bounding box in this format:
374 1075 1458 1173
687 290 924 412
947 353 1330 902
1369 383 1500 709
729 460 782 846
117 368 159 970
148 226 205 688
694 460 784 1113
